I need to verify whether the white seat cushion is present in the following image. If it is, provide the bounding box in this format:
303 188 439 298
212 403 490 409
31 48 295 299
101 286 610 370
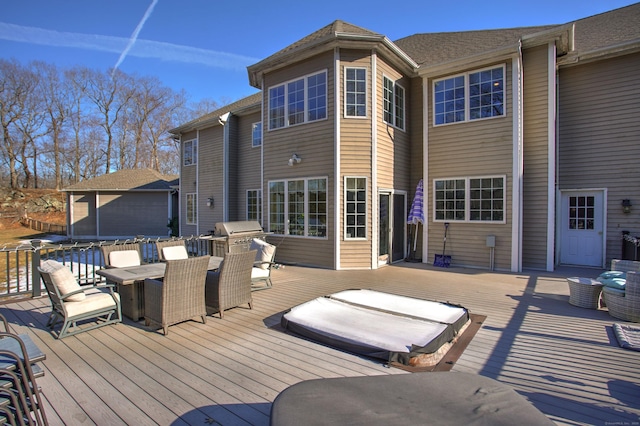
65 292 120 318
250 239 276 270
109 250 141 267
251 267 270 280
40 260 86 301
162 245 188 260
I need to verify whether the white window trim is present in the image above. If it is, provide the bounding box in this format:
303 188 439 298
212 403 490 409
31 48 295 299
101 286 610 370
432 64 507 127
382 75 406 131
183 138 197 166
268 69 328 130
267 177 328 239
433 175 506 224
344 176 368 240
344 67 368 119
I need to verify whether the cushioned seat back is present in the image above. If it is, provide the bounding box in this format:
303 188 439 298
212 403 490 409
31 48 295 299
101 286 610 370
109 250 142 268
39 259 85 302
250 238 276 269
101 243 143 268
162 245 189 260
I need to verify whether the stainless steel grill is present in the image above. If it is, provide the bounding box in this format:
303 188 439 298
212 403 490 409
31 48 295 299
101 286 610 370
208 221 267 255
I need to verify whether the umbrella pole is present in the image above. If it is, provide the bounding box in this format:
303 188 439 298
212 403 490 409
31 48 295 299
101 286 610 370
413 223 418 252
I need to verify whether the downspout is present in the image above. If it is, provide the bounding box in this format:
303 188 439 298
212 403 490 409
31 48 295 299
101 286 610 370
371 50 378 269
422 76 429 265
219 112 231 222
511 40 524 272
177 134 182 237
196 129 200 235
334 47 341 269
96 192 100 239
547 41 558 271
260 81 265 228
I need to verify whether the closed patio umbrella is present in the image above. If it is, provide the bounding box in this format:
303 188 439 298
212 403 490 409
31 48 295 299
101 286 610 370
407 179 424 260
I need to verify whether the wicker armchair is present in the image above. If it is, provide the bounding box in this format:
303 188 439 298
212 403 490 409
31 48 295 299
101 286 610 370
603 270 640 322
144 256 210 335
155 240 189 261
205 250 256 318
611 259 640 273
100 243 144 268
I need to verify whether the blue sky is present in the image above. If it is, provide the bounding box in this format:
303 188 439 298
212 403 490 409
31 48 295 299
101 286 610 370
1 0 637 104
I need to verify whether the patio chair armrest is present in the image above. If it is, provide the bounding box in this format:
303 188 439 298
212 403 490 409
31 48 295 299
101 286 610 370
60 288 90 300
253 261 275 269
82 283 116 291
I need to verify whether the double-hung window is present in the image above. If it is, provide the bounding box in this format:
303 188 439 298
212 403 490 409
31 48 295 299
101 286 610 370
345 68 367 117
268 71 327 130
383 76 405 130
252 122 262 147
268 178 327 237
434 65 505 125
434 176 505 222
247 189 262 223
183 139 197 166
345 177 367 239
186 193 197 224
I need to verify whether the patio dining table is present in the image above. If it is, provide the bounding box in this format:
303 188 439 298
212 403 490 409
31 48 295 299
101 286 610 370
97 256 223 320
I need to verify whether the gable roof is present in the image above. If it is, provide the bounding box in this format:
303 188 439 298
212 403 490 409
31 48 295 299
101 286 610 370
562 2 640 64
62 168 178 192
394 26 557 68
174 3 640 133
397 2 640 71
247 20 417 87
169 92 262 135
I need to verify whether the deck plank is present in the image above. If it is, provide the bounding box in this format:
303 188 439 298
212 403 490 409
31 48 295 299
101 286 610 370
1 263 639 425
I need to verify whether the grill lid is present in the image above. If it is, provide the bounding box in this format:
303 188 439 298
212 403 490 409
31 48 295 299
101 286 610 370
214 221 263 236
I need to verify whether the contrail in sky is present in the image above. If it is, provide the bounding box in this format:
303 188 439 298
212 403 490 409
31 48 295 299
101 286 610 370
112 0 159 76
0 23 258 70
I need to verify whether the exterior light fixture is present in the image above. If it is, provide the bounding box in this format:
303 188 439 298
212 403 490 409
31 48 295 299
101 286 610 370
207 197 214 208
622 199 632 214
288 153 302 166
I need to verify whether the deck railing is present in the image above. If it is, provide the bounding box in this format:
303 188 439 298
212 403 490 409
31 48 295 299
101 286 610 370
0 236 212 299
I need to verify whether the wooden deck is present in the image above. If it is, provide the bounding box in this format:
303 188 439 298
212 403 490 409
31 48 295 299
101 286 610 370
1 262 639 425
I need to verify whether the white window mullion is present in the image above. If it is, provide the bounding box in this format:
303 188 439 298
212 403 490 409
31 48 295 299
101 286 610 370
304 180 309 236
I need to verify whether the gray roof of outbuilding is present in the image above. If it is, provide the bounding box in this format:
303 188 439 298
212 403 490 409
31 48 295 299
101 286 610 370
62 168 178 191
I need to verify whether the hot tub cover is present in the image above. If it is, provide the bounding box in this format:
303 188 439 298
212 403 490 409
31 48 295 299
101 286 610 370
281 289 469 365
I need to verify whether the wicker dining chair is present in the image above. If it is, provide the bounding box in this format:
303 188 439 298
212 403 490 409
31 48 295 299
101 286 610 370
205 250 256 318
155 239 189 261
100 243 144 268
144 256 210 335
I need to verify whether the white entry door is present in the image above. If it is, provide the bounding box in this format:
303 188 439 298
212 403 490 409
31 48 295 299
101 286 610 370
560 191 604 267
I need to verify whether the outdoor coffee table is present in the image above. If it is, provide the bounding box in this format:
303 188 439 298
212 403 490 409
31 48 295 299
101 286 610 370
97 256 222 320
567 277 604 309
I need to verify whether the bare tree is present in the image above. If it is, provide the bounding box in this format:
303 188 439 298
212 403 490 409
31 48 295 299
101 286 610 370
34 61 71 189
83 68 134 174
0 59 39 189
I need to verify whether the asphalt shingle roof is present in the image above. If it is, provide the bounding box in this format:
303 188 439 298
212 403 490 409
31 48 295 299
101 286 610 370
63 168 178 191
173 3 640 131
